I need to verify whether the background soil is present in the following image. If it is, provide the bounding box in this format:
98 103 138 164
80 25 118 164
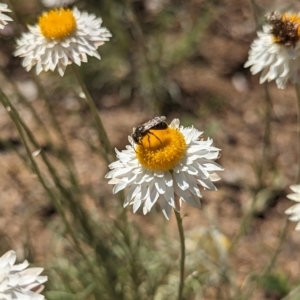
1 0 300 299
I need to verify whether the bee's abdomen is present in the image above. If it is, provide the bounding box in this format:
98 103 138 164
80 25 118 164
152 122 168 130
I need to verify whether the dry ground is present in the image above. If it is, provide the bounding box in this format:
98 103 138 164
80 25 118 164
1 0 300 299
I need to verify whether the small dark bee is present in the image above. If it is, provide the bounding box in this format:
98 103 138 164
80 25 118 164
132 116 168 145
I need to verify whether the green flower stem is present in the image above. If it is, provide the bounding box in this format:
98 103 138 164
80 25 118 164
174 210 185 300
295 84 300 184
71 65 113 164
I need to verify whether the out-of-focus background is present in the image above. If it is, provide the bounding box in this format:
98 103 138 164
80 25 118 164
1 0 300 299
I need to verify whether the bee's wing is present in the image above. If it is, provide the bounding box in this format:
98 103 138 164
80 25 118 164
141 116 167 131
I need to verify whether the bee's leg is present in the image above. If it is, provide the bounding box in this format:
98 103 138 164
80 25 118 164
138 139 145 149
148 132 164 146
147 134 151 146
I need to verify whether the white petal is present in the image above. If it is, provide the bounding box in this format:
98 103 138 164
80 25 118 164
113 181 128 194
290 184 300 194
133 194 142 213
159 196 172 220
173 171 189 190
154 177 166 194
287 193 300 202
197 177 217 190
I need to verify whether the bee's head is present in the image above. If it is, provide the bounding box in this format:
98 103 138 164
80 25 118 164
132 126 144 144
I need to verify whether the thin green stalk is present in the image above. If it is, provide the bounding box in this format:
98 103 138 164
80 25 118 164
0 89 108 299
0 89 125 274
281 285 300 300
2 94 102 251
174 210 185 300
32 73 66 144
230 69 273 252
124 0 160 113
0 91 65 234
0 67 51 141
1 90 97 244
262 217 289 274
32 73 81 186
229 81 272 248
0 137 28 167
1 91 122 298
295 84 300 184
71 65 113 164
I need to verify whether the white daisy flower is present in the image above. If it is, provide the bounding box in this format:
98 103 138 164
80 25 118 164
105 117 223 220
14 7 111 76
0 3 12 30
41 0 76 8
285 184 300 230
244 12 300 89
0 250 47 299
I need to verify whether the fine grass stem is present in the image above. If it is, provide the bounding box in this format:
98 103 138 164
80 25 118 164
295 84 300 184
174 210 185 300
32 73 81 186
0 68 51 142
0 88 108 299
71 65 113 164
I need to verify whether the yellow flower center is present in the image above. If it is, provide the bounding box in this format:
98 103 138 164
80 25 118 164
136 127 187 171
38 8 76 40
268 12 300 46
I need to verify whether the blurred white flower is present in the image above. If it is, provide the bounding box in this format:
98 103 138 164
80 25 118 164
285 184 300 230
244 12 300 89
14 7 111 76
106 118 223 219
0 3 12 30
41 0 76 8
0 250 47 299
